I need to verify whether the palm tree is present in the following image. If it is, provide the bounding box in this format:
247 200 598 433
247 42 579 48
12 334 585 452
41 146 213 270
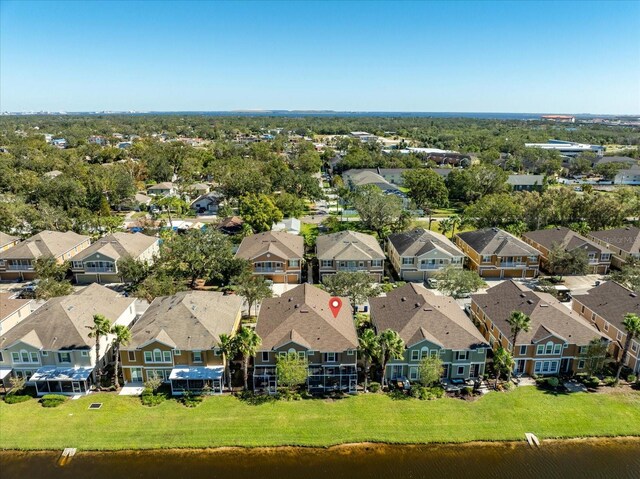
450 215 463 239
110 324 131 389
615 313 640 384
506 311 531 380
439 218 453 238
376 329 405 388
87 314 112 385
235 327 262 391
219 333 237 392
493 347 514 389
358 329 380 393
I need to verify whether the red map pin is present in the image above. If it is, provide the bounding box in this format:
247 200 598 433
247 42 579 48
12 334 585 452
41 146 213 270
329 297 342 318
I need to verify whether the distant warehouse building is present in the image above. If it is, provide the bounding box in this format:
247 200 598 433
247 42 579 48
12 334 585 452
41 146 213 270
524 140 604 158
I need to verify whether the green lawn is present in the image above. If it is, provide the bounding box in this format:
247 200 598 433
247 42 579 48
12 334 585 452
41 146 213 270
1 388 638 450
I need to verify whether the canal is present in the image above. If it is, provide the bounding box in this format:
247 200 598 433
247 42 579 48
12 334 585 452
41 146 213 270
1 440 638 479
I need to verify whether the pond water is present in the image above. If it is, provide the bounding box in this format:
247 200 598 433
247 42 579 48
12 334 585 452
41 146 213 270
1 440 638 479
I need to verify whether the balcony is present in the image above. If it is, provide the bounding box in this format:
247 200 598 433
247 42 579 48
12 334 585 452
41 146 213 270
254 267 284 273
7 264 34 271
500 262 528 268
418 264 444 270
84 266 117 273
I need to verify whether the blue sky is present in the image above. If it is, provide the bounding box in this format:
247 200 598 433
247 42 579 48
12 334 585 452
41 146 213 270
1 0 639 114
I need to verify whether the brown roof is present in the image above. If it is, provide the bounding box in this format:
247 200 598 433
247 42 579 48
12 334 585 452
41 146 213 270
70 232 158 262
387 228 464 258
317 230 384 261
0 230 90 260
0 293 32 322
471 281 602 346
589 226 640 256
256 284 358 352
456 228 539 256
370 283 488 350
0 232 19 248
0 284 135 351
523 227 612 255
127 291 243 351
236 231 304 261
573 281 640 331
217 216 244 229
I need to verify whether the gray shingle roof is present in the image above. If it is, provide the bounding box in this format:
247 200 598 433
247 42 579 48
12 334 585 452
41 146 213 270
523 227 612 255
0 284 135 350
236 231 304 260
70 232 158 262
507 174 544 186
573 281 640 331
388 228 464 258
457 228 539 256
0 232 19 248
0 230 90 260
471 281 602 346
370 283 488 350
127 291 243 350
317 231 384 261
256 284 358 352
589 227 640 256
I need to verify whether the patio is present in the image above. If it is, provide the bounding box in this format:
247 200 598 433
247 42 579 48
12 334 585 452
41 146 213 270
169 366 224 395
30 366 93 396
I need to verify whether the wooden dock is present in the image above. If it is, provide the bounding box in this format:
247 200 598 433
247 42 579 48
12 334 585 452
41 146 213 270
58 448 77 466
525 433 540 448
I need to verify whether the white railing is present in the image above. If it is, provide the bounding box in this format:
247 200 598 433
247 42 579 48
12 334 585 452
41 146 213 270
84 267 117 273
7 264 34 271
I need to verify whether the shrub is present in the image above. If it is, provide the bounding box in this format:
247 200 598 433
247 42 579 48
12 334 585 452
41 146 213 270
582 376 600 388
428 386 445 399
387 389 409 400
410 386 427 400
627 374 637 384
141 387 165 407
503 381 514 391
40 394 66 408
276 388 302 401
547 377 559 388
463 386 474 396
603 376 617 387
181 392 204 408
368 382 381 393
4 393 30 404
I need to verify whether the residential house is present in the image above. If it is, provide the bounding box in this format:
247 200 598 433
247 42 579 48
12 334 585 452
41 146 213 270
235 231 304 284
613 164 640 185
317 230 385 282
147 182 176 196
588 226 640 269
272 218 301 235
572 282 640 374
253 284 358 394
0 230 91 281
387 228 465 281
470 281 604 376
522 227 613 274
190 191 223 215
0 293 33 335
134 193 152 209
0 284 136 395
370 283 489 382
507 174 545 191
121 291 243 394
217 216 245 235
0 232 20 253
455 228 540 278
189 183 210 196
70 232 159 284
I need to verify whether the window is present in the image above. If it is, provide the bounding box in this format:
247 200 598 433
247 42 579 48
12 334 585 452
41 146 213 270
261 352 269 362
153 349 162 362
402 257 413 265
553 344 561 355
536 345 544 355
457 366 465 375
409 367 418 380
289 259 299 267
325 352 337 362
0 352 3 362
173 349 181 356
455 351 468 361
601 254 610 261
163 350 171 362
298 351 306 360
144 351 152 363
11 352 19 362
616 331 623 341
359 261 364 268
278 351 287 358
192 351 202 363
347 349 355 356
72 261 83 268
545 341 554 355
528 256 538 263
81 351 88 357
581 305 585 314
128 351 136 361
42 351 48 356
21 351 29 362
371 260 383 267
631 342 638 353
481 255 492 263
603 322 609 332
578 360 585 369
579 346 587 355
320 260 333 268
430 350 438 358
213 348 222 356
58 352 71 363
411 350 420 361
591 312 596 322
519 345 527 355
451 257 462 264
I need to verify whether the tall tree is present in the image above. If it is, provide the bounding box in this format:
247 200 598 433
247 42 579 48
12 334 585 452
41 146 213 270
276 351 309 392
110 324 131 389
434 266 485 299
582 338 609 377
235 327 262 391
350 184 403 239
493 347 514 389
233 272 273 317
376 329 405 388
87 314 112 384
322 271 381 313
239 193 283 232
418 355 444 387
402 169 449 214
218 333 238 392
358 328 380 393
506 311 531 354
615 313 640 384
34 255 69 281
546 243 589 278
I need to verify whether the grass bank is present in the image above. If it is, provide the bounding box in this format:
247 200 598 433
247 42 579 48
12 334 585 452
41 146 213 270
1 387 638 450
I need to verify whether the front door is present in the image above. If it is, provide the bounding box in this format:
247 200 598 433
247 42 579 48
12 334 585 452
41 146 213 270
72 381 81 393
471 364 480 377
561 358 570 373
130 368 143 382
